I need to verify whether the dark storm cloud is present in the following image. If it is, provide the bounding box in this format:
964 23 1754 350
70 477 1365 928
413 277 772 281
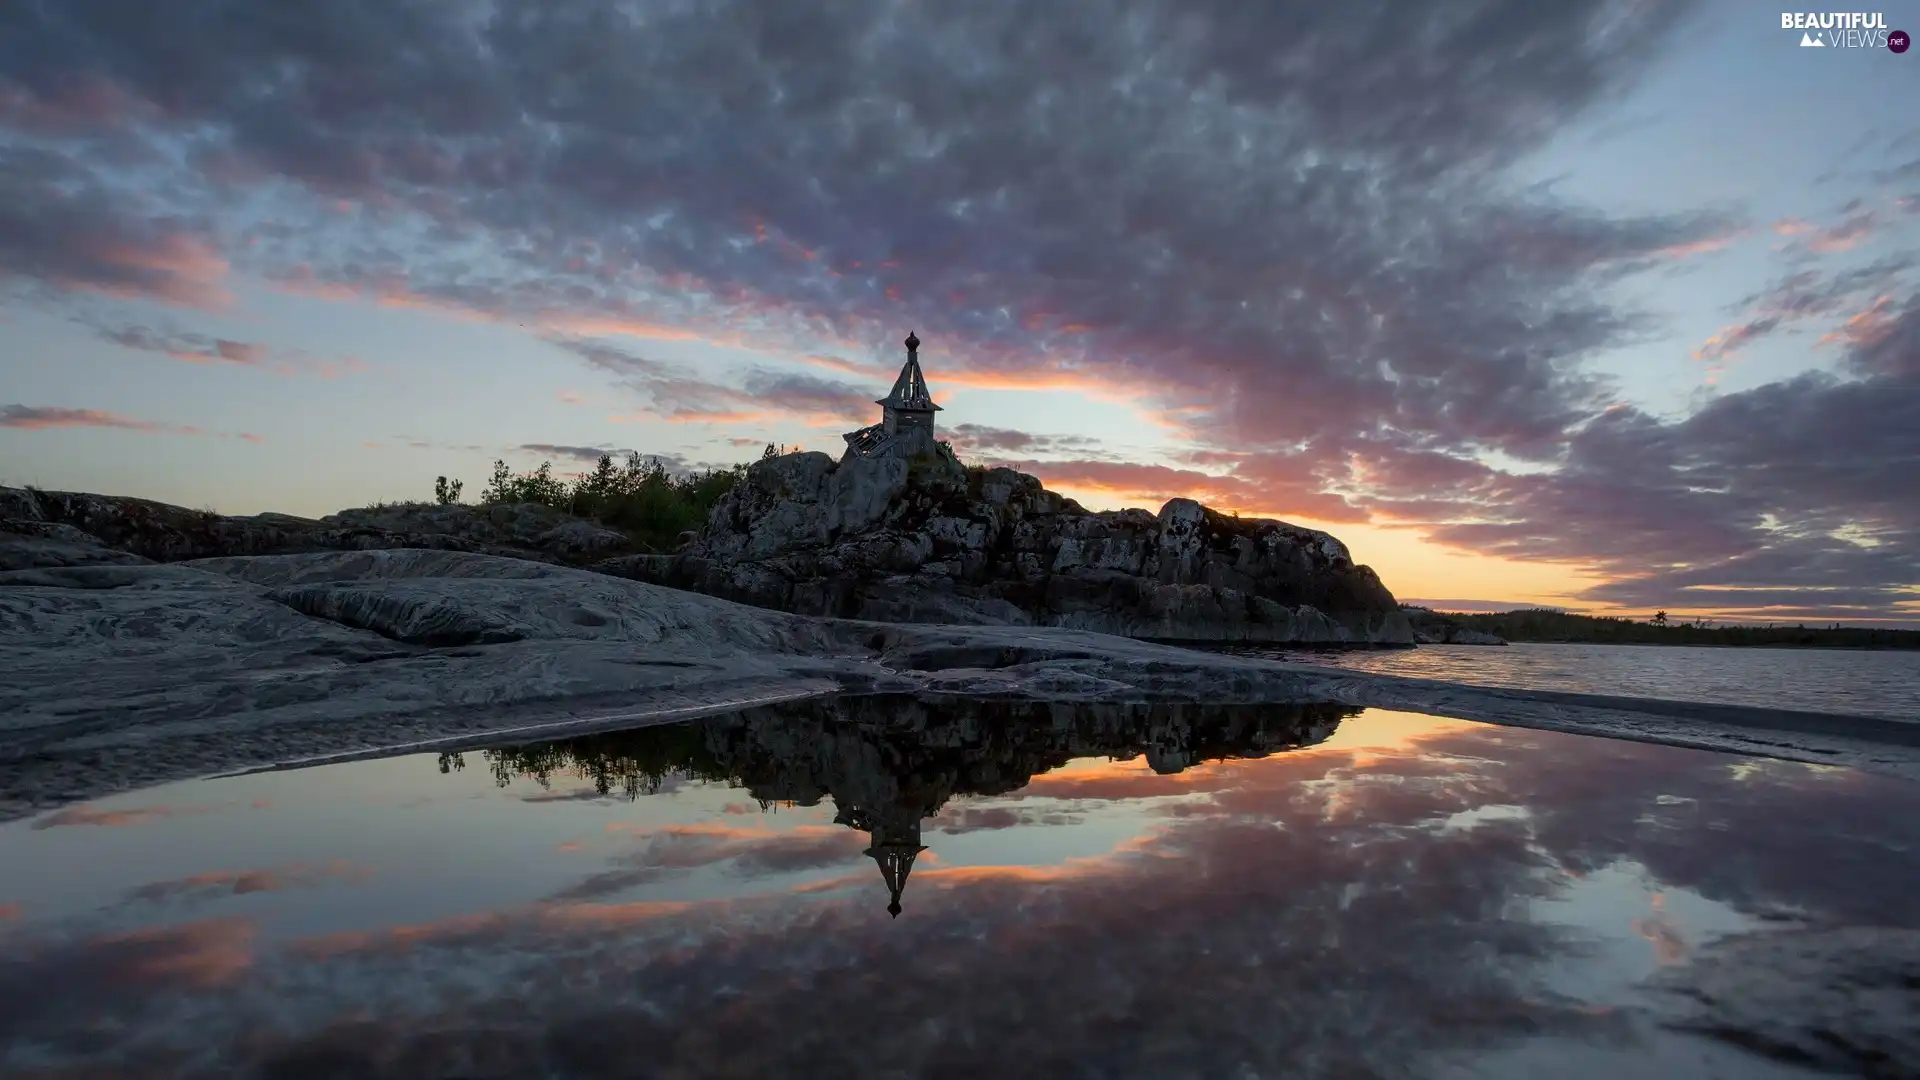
7 0 1912 615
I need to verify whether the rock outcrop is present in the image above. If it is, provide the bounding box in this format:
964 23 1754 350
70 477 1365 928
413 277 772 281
604 450 1413 645
0 486 638 572
1412 626 1510 646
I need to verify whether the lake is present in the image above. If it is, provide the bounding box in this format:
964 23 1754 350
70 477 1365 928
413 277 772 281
1227 642 1920 722
2 695 1915 1079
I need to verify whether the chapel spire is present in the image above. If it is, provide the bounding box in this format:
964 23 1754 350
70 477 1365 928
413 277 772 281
877 330 940 413
841 331 943 459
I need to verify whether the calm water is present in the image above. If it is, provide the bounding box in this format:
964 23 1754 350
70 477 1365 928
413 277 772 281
1233 642 1920 722
3 695 1917 1079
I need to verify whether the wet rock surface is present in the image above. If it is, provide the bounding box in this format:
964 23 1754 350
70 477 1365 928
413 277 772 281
603 450 1414 644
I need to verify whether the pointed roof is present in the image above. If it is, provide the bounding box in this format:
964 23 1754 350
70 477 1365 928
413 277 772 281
865 838 926 919
876 330 941 412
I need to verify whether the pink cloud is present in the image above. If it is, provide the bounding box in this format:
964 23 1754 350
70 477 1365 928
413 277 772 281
0 405 193 435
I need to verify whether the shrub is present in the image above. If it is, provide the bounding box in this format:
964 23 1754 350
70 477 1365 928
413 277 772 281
461 451 748 552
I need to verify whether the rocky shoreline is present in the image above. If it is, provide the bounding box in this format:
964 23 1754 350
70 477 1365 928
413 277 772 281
3 543 1914 823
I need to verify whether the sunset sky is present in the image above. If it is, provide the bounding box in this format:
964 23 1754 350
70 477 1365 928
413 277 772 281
1 0 1916 624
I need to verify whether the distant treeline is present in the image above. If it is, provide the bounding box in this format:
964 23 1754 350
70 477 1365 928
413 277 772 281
1403 606 1920 649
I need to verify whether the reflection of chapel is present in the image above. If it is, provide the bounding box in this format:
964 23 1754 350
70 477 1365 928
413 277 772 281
842 331 942 460
835 800 928 919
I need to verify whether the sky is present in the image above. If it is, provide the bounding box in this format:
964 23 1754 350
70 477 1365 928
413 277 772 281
1 0 1916 625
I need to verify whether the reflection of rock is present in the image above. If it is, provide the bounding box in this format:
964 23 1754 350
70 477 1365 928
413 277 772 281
1644 927 1920 1078
477 696 1357 916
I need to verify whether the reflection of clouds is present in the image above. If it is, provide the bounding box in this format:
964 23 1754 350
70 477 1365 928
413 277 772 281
1631 893 1690 967
1413 728 1920 929
929 804 1086 834
30 803 211 829
0 917 257 1044
550 824 867 902
7 720 1917 1078
117 861 375 909
30 797 273 830
1010 762 1219 803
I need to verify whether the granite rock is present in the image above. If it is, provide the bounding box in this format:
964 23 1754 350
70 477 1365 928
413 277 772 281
0 486 638 569
605 450 1414 645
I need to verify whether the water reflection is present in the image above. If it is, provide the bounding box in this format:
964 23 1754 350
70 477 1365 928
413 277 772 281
1 698 1916 1079
440 696 1358 916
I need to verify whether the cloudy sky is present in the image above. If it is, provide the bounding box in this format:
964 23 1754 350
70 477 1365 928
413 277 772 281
1 0 1915 624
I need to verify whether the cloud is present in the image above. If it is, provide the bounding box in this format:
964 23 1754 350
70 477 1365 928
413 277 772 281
1804 210 1878 254
1417 348 1920 619
551 335 873 426
945 423 1104 457
516 443 636 463
1402 598 1565 614
1 0 1910 615
0 146 230 308
992 456 1365 523
0 404 199 435
79 318 366 377
1692 318 1778 364
96 322 265 365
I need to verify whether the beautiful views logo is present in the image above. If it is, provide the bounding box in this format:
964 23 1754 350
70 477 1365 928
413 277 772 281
1781 11 1907 49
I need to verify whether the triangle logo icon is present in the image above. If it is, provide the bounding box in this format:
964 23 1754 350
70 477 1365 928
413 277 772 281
1801 31 1824 46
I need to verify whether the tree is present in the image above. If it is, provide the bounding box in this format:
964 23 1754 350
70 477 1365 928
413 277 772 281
433 476 464 505
571 454 620 515
1650 611 1668 627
